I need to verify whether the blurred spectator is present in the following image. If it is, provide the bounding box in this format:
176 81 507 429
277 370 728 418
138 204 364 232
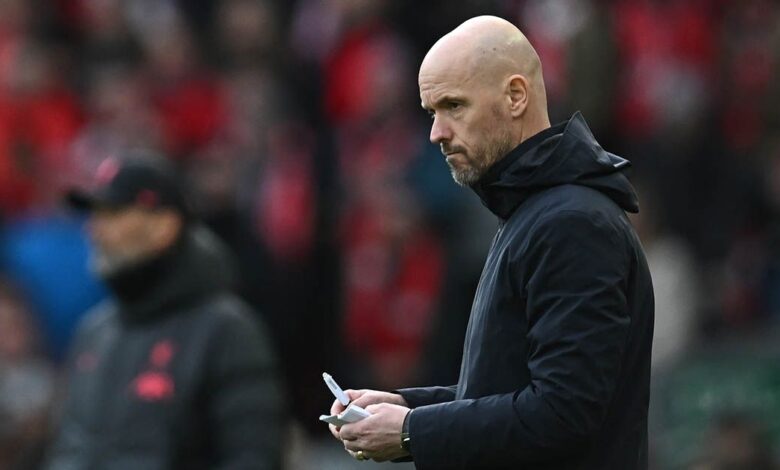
507 0 618 133
690 413 778 470
0 279 55 469
630 184 702 370
251 121 341 436
718 0 779 154
216 0 280 70
0 38 83 214
68 64 162 183
611 0 715 141
290 0 390 67
216 0 289 164
341 181 444 390
142 11 229 159
74 0 143 68
46 153 284 469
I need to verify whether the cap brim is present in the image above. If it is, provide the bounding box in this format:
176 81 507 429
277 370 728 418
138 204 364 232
64 188 117 212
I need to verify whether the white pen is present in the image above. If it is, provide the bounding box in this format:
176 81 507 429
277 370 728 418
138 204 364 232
322 372 351 407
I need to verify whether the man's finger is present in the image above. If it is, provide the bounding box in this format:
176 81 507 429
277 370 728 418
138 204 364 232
343 438 362 452
330 398 347 415
328 423 341 440
339 422 359 441
346 448 370 461
364 403 383 414
350 395 378 409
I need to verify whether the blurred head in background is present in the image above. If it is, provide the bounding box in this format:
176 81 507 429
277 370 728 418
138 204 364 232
217 0 278 67
66 152 190 278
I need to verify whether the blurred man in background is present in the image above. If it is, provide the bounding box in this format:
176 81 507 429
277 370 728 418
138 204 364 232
330 15 654 469
45 152 283 469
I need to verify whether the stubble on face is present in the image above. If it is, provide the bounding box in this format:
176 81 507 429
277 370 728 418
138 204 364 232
90 246 143 277
443 103 515 186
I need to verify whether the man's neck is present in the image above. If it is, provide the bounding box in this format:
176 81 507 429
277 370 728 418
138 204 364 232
517 112 551 147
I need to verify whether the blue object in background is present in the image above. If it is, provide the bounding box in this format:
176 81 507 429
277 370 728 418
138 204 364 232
0 212 107 361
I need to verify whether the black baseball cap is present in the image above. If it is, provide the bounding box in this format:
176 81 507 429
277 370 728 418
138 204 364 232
65 151 193 219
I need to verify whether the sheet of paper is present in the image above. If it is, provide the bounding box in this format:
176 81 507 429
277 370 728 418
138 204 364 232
319 403 371 426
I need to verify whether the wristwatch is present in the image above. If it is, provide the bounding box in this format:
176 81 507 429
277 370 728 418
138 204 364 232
400 409 413 453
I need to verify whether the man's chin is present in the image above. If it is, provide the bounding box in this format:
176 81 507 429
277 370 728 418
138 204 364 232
450 167 481 186
90 254 139 278
447 155 484 186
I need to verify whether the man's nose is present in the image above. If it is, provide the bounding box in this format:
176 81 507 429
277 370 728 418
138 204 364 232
429 116 452 145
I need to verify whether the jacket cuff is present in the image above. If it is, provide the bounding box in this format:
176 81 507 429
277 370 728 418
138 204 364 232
402 400 474 469
392 409 414 463
395 386 455 408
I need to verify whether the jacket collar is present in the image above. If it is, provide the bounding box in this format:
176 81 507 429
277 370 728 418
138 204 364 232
469 112 638 220
104 226 233 325
470 122 564 219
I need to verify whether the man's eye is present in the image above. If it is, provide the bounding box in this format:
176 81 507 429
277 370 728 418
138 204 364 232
448 102 461 110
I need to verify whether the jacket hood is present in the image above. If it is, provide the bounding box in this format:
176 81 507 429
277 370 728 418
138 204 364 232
106 224 237 324
471 111 639 220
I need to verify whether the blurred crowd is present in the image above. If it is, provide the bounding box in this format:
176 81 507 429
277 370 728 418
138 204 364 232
0 0 778 468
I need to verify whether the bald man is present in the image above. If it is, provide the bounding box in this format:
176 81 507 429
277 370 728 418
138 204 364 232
330 16 654 469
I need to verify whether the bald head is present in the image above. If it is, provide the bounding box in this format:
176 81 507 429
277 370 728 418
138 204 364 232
419 16 550 186
424 16 542 88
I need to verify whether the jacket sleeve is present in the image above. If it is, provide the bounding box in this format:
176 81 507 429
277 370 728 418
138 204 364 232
406 210 632 469
396 385 457 408
206 305 285 470
44 306 113 470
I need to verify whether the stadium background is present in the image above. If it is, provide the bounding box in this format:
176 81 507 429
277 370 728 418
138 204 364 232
0 0 778 468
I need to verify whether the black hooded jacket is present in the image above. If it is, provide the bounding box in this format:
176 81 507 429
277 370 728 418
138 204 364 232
398 112 654 469
46 226 283 470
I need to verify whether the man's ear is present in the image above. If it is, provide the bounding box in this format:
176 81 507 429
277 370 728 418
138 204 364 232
149 209 183 250
507 74 529 118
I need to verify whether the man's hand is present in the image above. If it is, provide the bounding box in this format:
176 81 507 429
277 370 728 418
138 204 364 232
340 403 411 462
328 389 408 441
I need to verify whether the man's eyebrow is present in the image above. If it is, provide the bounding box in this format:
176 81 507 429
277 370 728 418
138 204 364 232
422 95 464 110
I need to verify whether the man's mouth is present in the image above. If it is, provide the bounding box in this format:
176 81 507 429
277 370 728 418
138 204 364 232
445 153 466 168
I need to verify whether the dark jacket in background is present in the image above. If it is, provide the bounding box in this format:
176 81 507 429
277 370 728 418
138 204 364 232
399 112 655 469
46 226 284 470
